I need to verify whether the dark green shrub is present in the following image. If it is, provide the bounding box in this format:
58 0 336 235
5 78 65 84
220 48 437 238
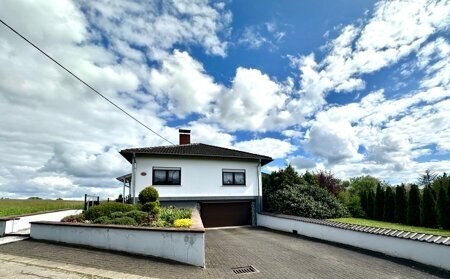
83 202 136 220
421 186 437 227
359 190 368 216
125 210 149 224
159 207 192 224
266 184 349 219
407 184 421 226
395 185 407 224
61 214 85 223
93 216 111 224
384 187 395 222
110 211 124 219
111 216 137 226
142 201 160 214
374 184 385 221
138 186 159 204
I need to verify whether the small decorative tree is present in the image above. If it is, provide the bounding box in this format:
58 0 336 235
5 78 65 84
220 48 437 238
138 186 160 216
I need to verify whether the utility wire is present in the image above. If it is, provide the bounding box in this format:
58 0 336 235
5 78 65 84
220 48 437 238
0 19 175 145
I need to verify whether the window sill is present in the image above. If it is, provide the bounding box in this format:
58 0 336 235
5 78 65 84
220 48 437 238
222 185 247 187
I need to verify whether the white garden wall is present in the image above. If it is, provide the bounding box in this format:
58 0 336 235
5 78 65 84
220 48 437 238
134 156 261 199
0 209 81 236
30 222 205 267
257 213 450 271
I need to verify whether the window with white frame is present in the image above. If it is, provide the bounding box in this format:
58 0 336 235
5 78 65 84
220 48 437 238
152 167 181 185
222 169 246 185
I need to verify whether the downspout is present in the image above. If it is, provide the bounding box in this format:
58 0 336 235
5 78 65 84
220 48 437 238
132 152 136 204
257 159 262 213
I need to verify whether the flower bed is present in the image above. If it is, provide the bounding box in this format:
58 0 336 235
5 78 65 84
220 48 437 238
30 208 205 267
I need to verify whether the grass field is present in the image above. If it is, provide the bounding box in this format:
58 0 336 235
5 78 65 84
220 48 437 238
0 199 83 217
330 217 450 237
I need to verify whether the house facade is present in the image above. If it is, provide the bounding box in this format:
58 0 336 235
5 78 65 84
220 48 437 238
118 130 272 227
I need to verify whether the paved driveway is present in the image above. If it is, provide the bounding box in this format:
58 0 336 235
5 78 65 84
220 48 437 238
0 227 447 278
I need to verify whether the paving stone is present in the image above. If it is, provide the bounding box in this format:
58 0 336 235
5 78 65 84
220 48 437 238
0 227 447 279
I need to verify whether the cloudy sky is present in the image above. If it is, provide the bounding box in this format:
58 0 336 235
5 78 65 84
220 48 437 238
0 0 449 199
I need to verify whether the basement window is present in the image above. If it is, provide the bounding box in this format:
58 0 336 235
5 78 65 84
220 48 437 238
153 168 181 185
222 169 246 186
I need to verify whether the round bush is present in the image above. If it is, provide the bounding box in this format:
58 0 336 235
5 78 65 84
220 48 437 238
111 216 137 226
124 210 149 224
93 216 111 224
138 186 159 204
83 202 136 220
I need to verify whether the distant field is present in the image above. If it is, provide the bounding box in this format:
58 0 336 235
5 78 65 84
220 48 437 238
0 199 83 217
330 217 450 237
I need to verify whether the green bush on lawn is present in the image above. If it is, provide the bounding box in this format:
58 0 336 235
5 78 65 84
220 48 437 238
159 206 192 224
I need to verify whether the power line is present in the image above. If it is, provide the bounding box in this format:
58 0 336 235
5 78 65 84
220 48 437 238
0 19 175 145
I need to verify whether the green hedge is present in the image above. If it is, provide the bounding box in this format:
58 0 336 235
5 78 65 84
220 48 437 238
265 184 349 219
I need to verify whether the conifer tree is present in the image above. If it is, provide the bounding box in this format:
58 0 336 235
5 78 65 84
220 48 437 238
407 184 421 226
395 185 407 224
421 186 437 228
375 184 385 220
437 187 448 229
367 190 375 219
384 187 395 222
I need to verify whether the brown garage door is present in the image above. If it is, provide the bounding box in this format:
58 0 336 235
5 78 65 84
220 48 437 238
200 201 252 228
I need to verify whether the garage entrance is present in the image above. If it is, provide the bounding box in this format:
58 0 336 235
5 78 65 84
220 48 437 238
200 201 252 228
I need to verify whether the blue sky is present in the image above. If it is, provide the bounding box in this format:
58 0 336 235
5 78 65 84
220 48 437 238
0 0 449 198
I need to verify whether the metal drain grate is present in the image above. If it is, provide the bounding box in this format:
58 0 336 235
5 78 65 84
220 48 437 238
232 265 259 275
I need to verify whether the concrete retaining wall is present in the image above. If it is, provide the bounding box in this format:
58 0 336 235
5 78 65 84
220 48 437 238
0 209 81 236
257 213 450 271
30 209 205 267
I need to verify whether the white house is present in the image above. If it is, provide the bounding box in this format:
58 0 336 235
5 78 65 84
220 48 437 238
117 129 272 227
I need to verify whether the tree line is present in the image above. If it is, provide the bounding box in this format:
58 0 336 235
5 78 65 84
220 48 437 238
263 166 450 229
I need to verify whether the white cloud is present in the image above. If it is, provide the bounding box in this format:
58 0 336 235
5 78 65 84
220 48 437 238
234 138 296 159
209 67 291 131
149 50 222 117
288 156 317 170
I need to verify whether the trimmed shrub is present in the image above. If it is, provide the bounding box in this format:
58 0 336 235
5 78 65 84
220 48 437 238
93 216 111 224
83 202 136 220
124 210 149 224
138 186 159 204
266 184 349 219
374 184 385 221
61 214 85 223
384 187 395 222
111 216 137 226
142 201 160 215
407 184 421 226
174 218 193 228
395 185 407 224
421 186 437 227
159 207 192 225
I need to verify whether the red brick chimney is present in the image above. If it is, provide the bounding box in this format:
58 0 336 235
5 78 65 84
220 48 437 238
179 129 191 145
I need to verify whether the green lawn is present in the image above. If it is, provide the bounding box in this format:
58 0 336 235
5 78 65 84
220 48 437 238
0 199 83 217
329 218 450 237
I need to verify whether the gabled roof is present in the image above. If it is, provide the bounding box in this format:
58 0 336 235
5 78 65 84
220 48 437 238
120 143 273 166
